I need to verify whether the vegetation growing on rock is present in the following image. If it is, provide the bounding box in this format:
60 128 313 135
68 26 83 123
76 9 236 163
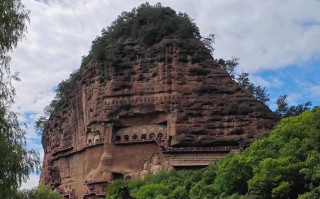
89 2 200 60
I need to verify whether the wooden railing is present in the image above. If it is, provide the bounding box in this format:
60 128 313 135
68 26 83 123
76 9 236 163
153 138 240 153
83 190 107 197
166 145 240 152
153 138 169 150
114 137 239 152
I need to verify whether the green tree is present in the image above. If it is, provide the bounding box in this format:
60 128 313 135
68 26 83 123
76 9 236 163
202 34 215 56
217 57 239 80
253 85 270 104
274 95 288 116
107 180 131 199
275 95 312 117
131 184 170 199
35 185 63 199
214 154 252 195
17 185 63 199
235 72 270 104
218 58 270 104
35 115 47 135
248 157 291 198
16 188 37 199
170 186 189 199
236 73 255 94
0 0 40 198
0 0 29 69
298 186 320 199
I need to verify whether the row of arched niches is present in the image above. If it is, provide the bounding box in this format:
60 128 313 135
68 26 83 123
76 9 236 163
112 124 167 144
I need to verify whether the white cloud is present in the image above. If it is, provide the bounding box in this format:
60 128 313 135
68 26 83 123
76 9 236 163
9 0 320 189
287 93 303 106
195 0 320 72
250 75 271 88
250 75 284 89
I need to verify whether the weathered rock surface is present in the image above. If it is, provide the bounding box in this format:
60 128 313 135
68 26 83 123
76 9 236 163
40 35 277 198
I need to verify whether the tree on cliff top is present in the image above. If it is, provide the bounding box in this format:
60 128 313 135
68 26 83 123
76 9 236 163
0 0 40 198
90 2 201 61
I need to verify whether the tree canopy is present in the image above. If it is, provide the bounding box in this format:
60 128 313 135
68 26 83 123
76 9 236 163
17 185 63 199
275 95 312 118
90 2 200 59
0 0 40 198
87 2 201 65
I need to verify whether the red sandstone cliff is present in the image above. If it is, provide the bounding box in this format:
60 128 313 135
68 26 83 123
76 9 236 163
40 35 276 198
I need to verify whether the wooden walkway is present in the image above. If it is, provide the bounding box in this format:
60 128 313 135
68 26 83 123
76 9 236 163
153 138 240 153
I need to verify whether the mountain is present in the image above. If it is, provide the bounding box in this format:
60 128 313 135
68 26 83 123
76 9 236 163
40 3 277 198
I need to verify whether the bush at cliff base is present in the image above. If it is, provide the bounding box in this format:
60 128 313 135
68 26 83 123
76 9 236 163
106 107 320 199
17 185 63 199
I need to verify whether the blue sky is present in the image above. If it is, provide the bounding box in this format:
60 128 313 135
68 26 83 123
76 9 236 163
253 58 320 110
10 0 320 188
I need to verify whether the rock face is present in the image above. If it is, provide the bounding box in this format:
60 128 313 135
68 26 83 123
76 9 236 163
40 35 276 198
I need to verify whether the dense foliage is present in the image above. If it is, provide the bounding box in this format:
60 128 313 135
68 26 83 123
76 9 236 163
107 107 320 199
17 185 63 199
42 68 81 116
0 0 29 68
0 0 40 198
90 2 200 60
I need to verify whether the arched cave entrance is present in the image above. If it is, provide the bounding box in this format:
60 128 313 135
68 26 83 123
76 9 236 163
115 136 121 142
112 172 124 180
132 134 138 140
149 133 155 139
